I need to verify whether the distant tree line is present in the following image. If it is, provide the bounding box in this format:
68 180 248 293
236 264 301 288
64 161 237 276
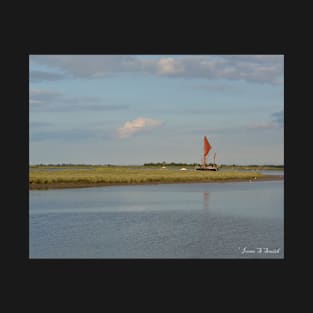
30 163 284 168
220 164 284 168
143 162 284 168
144 162 199 166
30 163 113 167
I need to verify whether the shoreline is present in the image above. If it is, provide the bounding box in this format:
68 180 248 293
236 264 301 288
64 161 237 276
29 175 283 190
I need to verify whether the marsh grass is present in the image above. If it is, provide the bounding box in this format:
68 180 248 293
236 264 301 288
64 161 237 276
29 166 266 186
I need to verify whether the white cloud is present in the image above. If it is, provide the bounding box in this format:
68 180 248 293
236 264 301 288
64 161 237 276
157 58 184 75
117 117 163 138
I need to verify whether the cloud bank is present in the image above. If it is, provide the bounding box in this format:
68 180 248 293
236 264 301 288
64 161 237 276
30 70 68 82
117 117 163 138
29 88 129 112
30 55 283 85
272 110 283 126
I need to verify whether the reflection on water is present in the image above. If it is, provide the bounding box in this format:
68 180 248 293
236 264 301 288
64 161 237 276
203 192 209 210
29 180 284 259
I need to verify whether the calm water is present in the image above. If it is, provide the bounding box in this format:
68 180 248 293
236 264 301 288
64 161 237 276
29 179 284 259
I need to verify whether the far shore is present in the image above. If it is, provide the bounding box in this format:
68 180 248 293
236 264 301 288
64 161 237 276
29 174 283 190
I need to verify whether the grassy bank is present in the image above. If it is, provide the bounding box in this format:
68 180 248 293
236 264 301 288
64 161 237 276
29 166 282 189
219 165 284 171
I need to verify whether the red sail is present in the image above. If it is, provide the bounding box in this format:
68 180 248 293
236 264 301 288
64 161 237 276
203 136 212 157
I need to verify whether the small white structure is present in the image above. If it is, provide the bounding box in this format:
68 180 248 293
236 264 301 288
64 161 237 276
180 168 187 171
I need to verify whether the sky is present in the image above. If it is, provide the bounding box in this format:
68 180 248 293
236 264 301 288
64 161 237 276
29 55 284 165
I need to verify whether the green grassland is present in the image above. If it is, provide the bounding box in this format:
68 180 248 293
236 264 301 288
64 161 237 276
219 165 284 170
29 165 273 189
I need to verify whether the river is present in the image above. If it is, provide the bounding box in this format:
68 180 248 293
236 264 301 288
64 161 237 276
29 177 284 258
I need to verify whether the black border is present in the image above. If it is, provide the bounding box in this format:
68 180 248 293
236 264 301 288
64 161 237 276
11 47 295 291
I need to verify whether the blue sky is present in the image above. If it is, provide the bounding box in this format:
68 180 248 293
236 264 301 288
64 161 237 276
29 55 284 165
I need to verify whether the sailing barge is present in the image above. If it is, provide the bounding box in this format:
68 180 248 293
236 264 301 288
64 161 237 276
196 136 218 171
